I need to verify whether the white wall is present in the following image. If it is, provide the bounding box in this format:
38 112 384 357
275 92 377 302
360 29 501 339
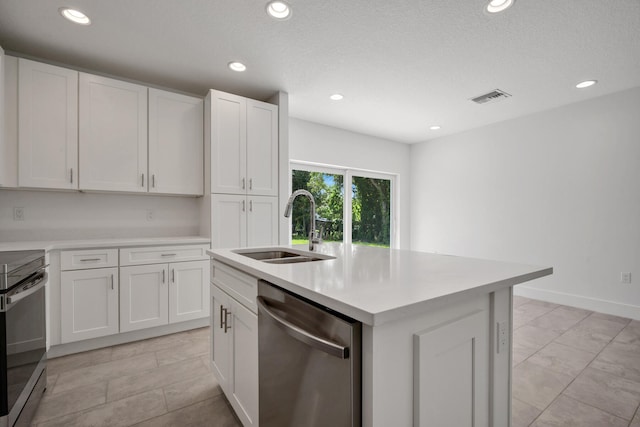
0 189 201 242
289 118 412 249
410 87 640 320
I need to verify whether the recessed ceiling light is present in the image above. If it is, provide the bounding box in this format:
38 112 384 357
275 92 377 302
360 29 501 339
430 125 441 130
228 62 247 72
576 80 597 89
329 94 344 101
266 1 291 20
59 7 91 25
486 0 514 13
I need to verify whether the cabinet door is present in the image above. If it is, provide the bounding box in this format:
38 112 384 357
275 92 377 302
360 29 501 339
148 89 203 195
169 260 210 323
210 90 246 194
211 194 247 249
211 284 232 393
229 298 259 427
120 264 169 332
247 196 279 247
246 99 278 196
414 309 489 427
79 73 147 192
61 267 118 343
18 58 78 189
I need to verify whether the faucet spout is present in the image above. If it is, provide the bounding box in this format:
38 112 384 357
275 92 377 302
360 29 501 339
284 189 321 251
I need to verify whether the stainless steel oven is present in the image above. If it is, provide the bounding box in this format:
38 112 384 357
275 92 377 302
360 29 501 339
0 250 47 427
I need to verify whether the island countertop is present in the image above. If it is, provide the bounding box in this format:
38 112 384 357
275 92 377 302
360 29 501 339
208 243 552 326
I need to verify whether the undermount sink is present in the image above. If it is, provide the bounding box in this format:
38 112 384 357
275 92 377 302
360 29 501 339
233 248 335 264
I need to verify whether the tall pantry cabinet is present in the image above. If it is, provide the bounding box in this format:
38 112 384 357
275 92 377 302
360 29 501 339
206 90 279 249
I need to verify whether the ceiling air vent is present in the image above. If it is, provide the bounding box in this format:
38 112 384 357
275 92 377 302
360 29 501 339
470 89 511 104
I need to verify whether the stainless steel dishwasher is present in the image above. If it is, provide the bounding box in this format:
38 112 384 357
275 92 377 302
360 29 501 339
257 280 361 427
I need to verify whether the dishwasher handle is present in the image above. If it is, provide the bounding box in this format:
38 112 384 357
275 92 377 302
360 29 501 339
257 296 349 359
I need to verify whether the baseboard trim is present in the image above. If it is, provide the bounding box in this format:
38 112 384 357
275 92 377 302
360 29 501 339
48 317 209 358
514 285 640 321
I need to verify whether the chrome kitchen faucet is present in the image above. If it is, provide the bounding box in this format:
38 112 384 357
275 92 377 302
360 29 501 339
284 189 322 251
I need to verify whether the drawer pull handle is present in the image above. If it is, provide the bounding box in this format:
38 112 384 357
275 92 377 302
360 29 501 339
224 310 232 333
162 269 166 283
80 258 101 262
172 269 175 283
161 253 177 257
111 274 114 290
219 305 225 329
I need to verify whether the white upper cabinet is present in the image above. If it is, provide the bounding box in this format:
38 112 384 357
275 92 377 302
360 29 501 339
79 73 148 192
18 58 78 189
246 99 278 196
209 90 278 196
148 89 204 195
210 91 247 194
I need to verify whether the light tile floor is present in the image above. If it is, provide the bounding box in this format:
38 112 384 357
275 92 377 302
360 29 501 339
512 296 640 427
31 327 241 427
31 298 640 426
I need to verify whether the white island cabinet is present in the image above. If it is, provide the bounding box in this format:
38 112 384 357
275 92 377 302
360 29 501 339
210 260 259 427
208 243 553 427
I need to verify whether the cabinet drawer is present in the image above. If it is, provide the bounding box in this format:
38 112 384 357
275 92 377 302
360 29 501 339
120 244 208 266
61 249 118 270
212 260 258 313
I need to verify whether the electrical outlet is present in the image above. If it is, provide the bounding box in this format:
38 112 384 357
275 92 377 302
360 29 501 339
621 272 632 284
13 207 25 221
496 321 508 354
146 210 154 221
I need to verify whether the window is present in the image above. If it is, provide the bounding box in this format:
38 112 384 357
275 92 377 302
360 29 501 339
290 162 397 248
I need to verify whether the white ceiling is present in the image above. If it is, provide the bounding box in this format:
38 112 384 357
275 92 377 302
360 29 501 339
1 0 639 143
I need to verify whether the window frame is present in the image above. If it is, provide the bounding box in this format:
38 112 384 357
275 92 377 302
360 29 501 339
289 160 399 249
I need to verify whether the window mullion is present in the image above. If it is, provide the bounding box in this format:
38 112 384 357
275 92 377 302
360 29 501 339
344 170 352 245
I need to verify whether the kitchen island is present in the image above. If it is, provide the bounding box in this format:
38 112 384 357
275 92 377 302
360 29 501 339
208 243 552 427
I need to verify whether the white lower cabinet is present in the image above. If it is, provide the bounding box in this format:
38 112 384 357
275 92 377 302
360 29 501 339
61 267 119 343
120 264 168 332
120 260 209 332
59 244 210 345
211 262 258 427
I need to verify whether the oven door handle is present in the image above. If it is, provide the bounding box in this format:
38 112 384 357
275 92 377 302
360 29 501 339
257 296 349 359
6 272 47 310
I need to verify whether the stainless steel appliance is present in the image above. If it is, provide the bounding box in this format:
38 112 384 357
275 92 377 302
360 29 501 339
0 250 47 427
257 280 361 427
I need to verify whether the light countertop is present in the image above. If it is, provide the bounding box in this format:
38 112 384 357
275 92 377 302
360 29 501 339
209 243 553 326
0 236 211 252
